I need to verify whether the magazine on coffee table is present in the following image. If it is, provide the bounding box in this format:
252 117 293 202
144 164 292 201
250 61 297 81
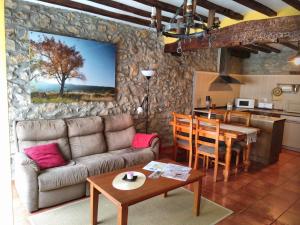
143 161 168 172
143 161 191 181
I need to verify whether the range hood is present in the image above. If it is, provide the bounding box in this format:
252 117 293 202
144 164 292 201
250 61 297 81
210 48 242 85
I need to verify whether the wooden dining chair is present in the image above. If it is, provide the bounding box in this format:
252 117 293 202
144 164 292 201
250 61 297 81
208 109 228 122
172 112 194 168
227 111 251 127
193 116 226 182
227 111 251 174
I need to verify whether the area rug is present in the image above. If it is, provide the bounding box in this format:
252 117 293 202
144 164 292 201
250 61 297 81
30 188 232 225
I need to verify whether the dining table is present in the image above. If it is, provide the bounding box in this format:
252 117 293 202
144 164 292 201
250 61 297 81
169 118 260 182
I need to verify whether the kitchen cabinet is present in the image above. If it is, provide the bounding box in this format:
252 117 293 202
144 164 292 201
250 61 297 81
281 115 300 152
250 115 285 165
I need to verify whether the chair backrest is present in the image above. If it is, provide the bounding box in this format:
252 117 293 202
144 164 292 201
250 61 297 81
208 109 228 122
172 112 193 147
194 116 220 155
227 111 251 127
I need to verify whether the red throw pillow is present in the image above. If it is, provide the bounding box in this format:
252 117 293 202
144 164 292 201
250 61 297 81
132 133 159 149
24 143 66 170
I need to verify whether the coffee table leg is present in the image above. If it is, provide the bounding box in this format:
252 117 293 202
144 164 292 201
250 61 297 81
90 184 100 225
193 179 202 216
117 205 128 225
163 192 168 198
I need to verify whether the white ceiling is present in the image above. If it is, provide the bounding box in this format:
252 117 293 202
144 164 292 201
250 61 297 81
25 0 292 28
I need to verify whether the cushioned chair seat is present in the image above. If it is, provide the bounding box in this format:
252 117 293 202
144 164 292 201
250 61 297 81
38 163 88 192
176 139 190 147
109 148 155 167
197 145 226 155
74 153 125 176
231 141 247 153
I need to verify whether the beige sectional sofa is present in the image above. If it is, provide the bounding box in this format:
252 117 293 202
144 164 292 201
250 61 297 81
14 114 159 212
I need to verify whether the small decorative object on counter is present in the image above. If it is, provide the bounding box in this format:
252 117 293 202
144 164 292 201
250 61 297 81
227 102 233 110
205 96 211 109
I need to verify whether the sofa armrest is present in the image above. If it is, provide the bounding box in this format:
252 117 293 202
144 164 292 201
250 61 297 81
150 137 160 160
14 152 39 212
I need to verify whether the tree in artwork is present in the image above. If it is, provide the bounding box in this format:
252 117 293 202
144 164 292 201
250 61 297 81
30 37 86 96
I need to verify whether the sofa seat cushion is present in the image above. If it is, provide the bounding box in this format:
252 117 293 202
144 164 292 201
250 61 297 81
38 163 88 192
74 154 125 176
109 148 155 167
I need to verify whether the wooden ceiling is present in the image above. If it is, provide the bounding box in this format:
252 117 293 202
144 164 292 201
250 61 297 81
37 0 300 27
36 0 300 57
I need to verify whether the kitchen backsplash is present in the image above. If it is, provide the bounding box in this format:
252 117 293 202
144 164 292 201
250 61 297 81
194 72 300 110
239 75 300 110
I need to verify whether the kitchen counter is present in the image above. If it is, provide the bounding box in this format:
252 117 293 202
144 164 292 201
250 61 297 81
239 108 300 118
193 109 286 122
194 107 300 118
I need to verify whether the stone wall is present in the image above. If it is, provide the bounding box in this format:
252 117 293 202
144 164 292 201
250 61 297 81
242 47 298 75
5 0 217 153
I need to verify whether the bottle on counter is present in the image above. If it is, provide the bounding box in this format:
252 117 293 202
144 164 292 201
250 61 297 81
205 96 211 109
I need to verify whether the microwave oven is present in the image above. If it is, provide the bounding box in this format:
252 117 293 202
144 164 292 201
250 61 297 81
235 98 256 108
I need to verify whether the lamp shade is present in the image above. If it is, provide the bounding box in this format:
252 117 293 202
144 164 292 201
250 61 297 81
141 70 155 78
137 106 144 114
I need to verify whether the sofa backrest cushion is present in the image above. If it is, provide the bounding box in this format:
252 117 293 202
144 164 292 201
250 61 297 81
16 119 72 160
104 114 136 151
66 116 106 158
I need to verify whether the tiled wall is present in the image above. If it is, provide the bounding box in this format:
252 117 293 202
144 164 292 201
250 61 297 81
239 75 300 110
193 72 300 110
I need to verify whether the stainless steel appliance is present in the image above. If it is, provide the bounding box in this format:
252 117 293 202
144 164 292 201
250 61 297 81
235 98 255 109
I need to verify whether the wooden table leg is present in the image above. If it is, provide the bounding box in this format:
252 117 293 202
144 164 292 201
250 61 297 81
223 137 232 182
193 179 202 216
117 205 128 225
244 143 252 172
90 184 100 225
163 192 168 198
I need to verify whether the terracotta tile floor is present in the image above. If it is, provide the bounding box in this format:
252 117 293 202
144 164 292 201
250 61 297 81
162 148 300 225
12 148 300 225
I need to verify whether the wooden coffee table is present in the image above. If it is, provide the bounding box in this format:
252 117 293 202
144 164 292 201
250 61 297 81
87 159 204 225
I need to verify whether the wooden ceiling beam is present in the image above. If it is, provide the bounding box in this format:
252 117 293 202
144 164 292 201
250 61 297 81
235 46 258 54
245 44 272 53
229 48 251 58
164 16 300 53
133 0 208 22
281 0 300 11
232 0 277 17
38 0 152 27
279 40 299 51
88 0 171 23
197 0 243 20
254 43 281 53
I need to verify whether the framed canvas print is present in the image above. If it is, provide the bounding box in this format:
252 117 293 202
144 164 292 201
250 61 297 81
29 31 116 103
